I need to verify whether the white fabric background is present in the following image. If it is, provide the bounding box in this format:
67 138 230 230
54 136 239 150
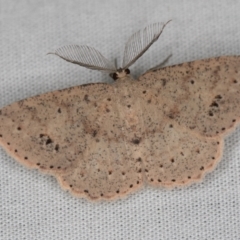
0 0 240 239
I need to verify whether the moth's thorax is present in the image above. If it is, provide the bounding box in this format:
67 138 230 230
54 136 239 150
113 75 135 87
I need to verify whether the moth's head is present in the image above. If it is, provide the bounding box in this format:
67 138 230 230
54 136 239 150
109 68 130 80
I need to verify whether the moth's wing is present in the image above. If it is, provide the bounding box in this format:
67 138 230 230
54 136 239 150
139 56 240 138
138 106 222 187
118 79 223 187
134 56 240 187
0 83 143 200
50 45 116 73
56 82 145 200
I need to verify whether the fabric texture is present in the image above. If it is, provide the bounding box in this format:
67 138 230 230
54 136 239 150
0 0 240 239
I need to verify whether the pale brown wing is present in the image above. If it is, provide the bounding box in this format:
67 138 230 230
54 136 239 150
139 56 240 138
134 56 240 187
57 81 145 200
133 101 223 187
86 78 223 189
0 83 143 200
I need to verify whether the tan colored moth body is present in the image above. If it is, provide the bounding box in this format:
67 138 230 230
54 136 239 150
0 22 240 200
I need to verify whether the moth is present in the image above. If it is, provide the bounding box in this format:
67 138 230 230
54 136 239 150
0 21 240 201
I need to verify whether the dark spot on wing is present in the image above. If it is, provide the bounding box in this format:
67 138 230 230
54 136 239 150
84 94 90 103
92 130 97 137
132 138 141 144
